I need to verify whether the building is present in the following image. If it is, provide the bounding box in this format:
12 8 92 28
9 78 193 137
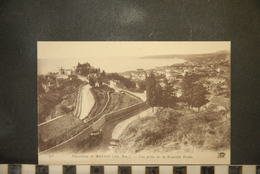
59 67 73 75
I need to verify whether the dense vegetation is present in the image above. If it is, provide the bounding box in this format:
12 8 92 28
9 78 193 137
118 106 230 153
181 73 209 111
145 72 209 111
103 91 141 114
76 62 138 91
38 74 83 123
116 51 230 153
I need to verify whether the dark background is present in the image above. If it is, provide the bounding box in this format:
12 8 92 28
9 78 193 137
0 0 260 164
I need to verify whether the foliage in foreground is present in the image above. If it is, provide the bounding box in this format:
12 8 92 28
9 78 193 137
118 107 230 153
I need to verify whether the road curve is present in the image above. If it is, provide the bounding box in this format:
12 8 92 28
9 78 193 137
78 84 95 120
112 108 152 140
93 104 150 152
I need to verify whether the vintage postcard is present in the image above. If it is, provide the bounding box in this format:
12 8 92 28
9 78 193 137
38 41 231 164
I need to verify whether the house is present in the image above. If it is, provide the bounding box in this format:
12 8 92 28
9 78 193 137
56 67 74 79
59 67 73 75
165 69 171 80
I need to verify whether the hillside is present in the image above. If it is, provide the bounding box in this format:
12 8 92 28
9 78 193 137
115 107 230 154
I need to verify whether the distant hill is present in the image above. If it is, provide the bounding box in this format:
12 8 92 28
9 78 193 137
140 50 229 59
140 50 230 66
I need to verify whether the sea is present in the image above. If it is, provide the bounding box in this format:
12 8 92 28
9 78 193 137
38 57 186 75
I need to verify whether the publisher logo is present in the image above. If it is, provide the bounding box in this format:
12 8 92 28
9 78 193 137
218 152 226 158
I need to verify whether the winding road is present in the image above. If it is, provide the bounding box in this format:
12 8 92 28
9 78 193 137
111 108 153 140
91 82 149 151
39 80 148 153
81 104 150 152
77 84 95 120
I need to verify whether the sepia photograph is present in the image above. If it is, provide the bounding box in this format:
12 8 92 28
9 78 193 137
38 42 231 164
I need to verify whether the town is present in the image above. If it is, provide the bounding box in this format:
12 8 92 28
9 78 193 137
38 50 230 154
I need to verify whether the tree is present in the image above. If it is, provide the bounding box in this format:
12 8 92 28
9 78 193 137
161 78 177 108
75 62 93 76
145 72 157 109
182 73 198 107
37 75 46 96
97 77 103 86
89 77 95 87
182 73 209 111
155 82 163 106
101 70 106 77
137 80 146 91
106 73 136 89
69 74 77 81
191 84 209 111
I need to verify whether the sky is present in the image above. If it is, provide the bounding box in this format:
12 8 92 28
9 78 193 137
38 41 230 59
